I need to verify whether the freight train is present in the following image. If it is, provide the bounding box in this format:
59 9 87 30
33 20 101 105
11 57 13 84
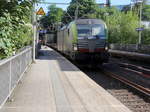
47 19 109 65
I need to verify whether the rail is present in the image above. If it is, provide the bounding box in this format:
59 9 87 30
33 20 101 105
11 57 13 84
0 47 32 109
101 69 150 97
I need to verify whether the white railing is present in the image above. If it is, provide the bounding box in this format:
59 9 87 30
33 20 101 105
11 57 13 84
0 47 32 108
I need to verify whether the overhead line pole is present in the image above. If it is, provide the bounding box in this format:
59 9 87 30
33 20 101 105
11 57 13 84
32 2 36 62
75 5 79 20
139 1 143 45
75 1 80 20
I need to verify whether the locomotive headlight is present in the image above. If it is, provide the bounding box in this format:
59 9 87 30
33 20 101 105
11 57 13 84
105 46 109 51
105 43 109 51
73 44 77 51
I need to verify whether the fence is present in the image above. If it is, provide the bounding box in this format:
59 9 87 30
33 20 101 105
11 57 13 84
109 44 150 54
0 47 32 108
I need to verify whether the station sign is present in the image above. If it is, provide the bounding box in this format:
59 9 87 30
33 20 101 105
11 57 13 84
36 7 45 15
136 27 144 31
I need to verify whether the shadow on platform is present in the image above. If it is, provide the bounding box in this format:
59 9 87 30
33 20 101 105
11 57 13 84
37 49 79 72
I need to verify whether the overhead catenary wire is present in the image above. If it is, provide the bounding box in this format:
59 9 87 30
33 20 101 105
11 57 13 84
38 2 106 6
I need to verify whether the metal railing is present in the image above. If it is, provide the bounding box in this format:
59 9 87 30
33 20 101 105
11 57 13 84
0 47 32 108
109 44 150 54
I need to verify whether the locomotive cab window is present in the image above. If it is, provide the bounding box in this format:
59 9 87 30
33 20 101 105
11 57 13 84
77 24 105 39
77 25 90 37
92 25 105 38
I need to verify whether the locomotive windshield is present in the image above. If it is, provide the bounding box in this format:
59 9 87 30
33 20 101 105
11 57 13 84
92 25 105 38
77 24 105 38
77 25 90 37
78 29 90 36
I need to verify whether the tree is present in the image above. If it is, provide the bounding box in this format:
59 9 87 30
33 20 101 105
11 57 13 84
142 29 150 44
62 0 99 24
103 8 139 44
96 6 119 20
40 5 63 28
142 5 150 21
47 5 63 24
127 0 150 21
121 5 131 12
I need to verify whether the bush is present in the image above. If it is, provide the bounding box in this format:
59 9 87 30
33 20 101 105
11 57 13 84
105 11 139 44
0 1 33 59
142 29 150 44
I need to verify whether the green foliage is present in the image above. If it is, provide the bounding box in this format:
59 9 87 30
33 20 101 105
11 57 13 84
71 23 78 44
0 13 14 58
0 0 33 59
121 1 150 21
62 0 99 24
106 11 139 44
95 7 139 44
142 29 150 44
142 5 150 21
40 5 64 28
96 7 119 20
48 5 63 23
121 5 131 12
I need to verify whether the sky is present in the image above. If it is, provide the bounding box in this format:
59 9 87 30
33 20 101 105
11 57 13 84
35 0 143 13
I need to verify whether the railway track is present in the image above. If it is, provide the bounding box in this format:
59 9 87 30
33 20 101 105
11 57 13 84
118 62 150 78
97 59 150 112
103 57 150 96
101 68 150 97
81 69 150 112
77 56 150 112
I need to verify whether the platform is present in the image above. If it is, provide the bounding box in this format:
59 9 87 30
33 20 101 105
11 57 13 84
1 47 132 112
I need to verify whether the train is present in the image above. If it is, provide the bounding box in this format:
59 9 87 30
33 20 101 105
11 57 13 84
46 19 109 65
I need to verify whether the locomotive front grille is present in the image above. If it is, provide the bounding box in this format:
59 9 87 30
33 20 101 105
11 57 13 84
77 39 106 52
95 39 105 48
77 39 88 48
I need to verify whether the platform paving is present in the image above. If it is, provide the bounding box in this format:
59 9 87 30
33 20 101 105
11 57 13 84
1 47 132 112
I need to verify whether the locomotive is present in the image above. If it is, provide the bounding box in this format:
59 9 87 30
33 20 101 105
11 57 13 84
56 19 109 64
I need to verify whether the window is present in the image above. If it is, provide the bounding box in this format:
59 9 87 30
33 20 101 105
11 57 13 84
77 25 90 37
92 25 105 38
77 24 106 39
77 29 90 37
